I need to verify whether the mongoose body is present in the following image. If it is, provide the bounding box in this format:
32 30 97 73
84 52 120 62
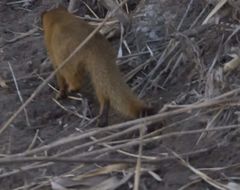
42 7 152 126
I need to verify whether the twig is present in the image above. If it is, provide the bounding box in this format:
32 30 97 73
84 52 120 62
0 144 217 179
153 49 180 86
178 179 202 190
0 124 236 166
208 34 224 73
81 1 99 18
86 103 215 163
9 96 240 158
5 72 50 83
145 107 220 138
52 98 90 121
126 55 157 83
199 162 240 172
202 0 228 24
69 124 239 160
190 3 209 28
177 0 195 31
0 162 51 179
224 24 240 45
3 124 237 166
111 173 134 190
99 0 130 26
139 40 180 97
7 62 30 127
162 52 183 87
133 124 145 190
90 135 157 160
0 96 238 179
2 28 38 47
71 107 218 161
26 129 39 151
168 149 228 190
196 108 223 144
15 122 146 157
37 74 83 101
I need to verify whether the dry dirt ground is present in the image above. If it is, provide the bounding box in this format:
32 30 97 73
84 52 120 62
1 0 240 190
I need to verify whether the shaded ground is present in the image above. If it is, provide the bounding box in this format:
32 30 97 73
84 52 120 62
1 0 240 190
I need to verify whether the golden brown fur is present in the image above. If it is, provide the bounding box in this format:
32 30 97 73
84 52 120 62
42 7 153 126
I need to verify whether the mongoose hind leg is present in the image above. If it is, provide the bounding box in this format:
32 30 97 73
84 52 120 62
56 72 68 99
67 65 85 93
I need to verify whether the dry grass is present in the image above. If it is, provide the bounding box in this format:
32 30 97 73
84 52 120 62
1 0 240 189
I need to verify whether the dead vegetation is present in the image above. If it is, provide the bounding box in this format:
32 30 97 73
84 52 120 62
1 0 240 189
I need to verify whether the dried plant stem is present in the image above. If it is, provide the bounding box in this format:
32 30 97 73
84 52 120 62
1 124 238 166
69 124 239 160
7 62 30 127
177 0 194 31
133 125 145 190
8 95 239 159
169 149 228 190
0 145 217 179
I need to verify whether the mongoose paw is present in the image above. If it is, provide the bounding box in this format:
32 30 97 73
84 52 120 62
56 90 67 100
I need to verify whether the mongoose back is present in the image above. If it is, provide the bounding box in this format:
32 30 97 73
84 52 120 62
42 6 153 126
